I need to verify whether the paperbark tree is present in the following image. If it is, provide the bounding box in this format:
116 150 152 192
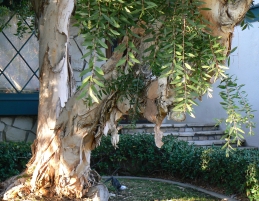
1 0 252 200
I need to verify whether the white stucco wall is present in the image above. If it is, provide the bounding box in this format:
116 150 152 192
168 21 259 147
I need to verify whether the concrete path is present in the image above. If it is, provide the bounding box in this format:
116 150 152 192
102 176 238 201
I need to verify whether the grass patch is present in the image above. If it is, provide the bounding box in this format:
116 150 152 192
103 178 221 201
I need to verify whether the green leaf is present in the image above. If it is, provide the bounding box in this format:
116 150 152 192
94 66 104 76
129 41 135 48
110 29 120 36
116 58 127 67
98 39 108 49
89 86 99 103
82 75 91 85
110 17 120 28
187 85 198 91
130 57 140 64
185 63 192 70
230 47 237 54
186 53 195 58
93 78 105 87
80 68 91 77
77 90 86 100
145 1 157 9
120 16 131 24
82 51 91 59
102 13 113 24
97 56 108 61
128 52 135 59
144 37 155 43
124 7 131 13
200 7 211 10
218 65 229 69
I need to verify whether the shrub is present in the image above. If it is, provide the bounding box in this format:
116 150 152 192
91 133 259 200
0 142 31 181
0 134 258 200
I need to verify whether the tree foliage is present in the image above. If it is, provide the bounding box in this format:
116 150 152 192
74 0 227 116
0 0 34 35
0 0 256 152
217 75 256 156
73 0 256 152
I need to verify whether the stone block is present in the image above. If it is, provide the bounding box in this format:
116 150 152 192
203 127 215 131
145 128 154 133
6 127 26 142
215 135 223 140
208 136 215 140
196 131 216 135
192 136 199 141
184 128 193 132
164 132 178 136
1 117 13 125
69 19 80 37
0 122 5 131
13 117 33 130
162 128 179 133
31 122 37 134
69 38 85 71
73 71 82 82
134 129 146 134
192 127 202 132
187 123 216 127
179 137 188 141
199 136 208 140
178 132 195 137
173 124 186 128
187 136 193 141
26 132 36 143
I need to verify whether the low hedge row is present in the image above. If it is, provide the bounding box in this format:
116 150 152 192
91 134 259 200
0 142 31 181
0 135 258 200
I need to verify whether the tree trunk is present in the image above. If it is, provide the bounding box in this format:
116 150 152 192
1 0 252 200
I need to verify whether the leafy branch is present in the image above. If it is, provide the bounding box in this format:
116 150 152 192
217 75 256 156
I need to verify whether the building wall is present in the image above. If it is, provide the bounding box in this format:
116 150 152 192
0 116 37 143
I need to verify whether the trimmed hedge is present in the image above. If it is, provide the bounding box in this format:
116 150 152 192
0 142 31 182
1 135 258 200
91 134 259 200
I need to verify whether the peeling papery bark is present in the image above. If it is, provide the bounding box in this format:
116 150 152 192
1 0 253 200
200 0 252 54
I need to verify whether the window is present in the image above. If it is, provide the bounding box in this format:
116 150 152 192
0 15 39 115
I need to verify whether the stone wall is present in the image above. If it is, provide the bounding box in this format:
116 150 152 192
0 116 37 143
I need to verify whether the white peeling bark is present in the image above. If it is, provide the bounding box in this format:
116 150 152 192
200 0 252 54
28 0 76 190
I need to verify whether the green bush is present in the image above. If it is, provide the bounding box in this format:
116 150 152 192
91 134 259 200
0 142 31 181
0 135 258 200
